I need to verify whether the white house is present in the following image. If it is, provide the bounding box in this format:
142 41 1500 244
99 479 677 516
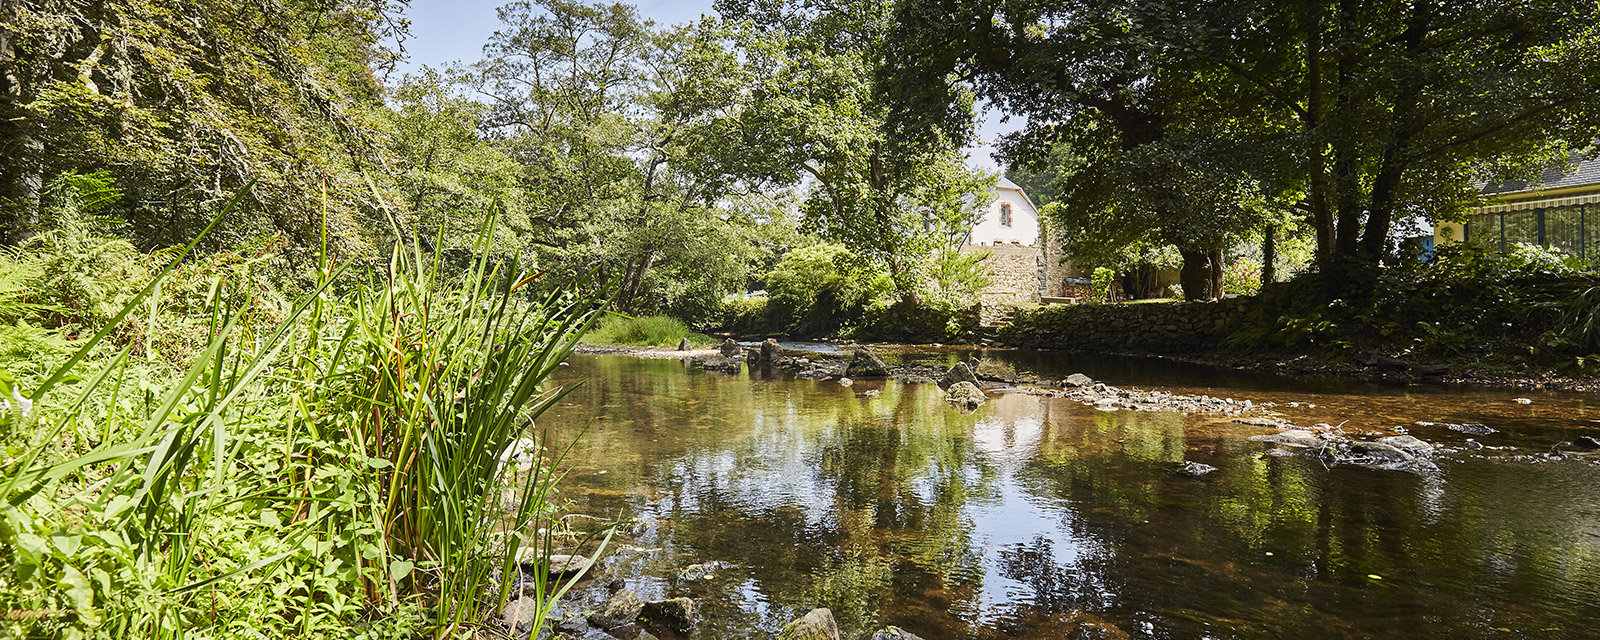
968 177 1042 246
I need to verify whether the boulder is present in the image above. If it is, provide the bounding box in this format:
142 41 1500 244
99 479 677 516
944 381 986 409
720 338 742 357
838 377 853 387
501 597 540 632
677 337 692 351
515 549 591 578
746 347 763 364
760 339 784 363
1178 461 1218 477
1063 373 1095 388
845 348 890 378
1571 435 1600 449
677 560 736 581
553 613 589 636
639 597 696 631
869 627 926 640
941 362 981 389
777 608 840 640
588 588 643 630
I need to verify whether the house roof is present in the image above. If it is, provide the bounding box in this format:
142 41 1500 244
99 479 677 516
1481 155 1600 196
997 176 1024 191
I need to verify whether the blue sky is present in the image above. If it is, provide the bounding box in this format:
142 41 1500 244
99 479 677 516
391 0 1015 171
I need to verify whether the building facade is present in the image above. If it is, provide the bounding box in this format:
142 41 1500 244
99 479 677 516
1435 157 1600 259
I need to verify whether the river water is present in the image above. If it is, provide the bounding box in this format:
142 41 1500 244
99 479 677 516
539 348 1600 639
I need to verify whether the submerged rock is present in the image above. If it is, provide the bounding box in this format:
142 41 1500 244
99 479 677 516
944 381 986 409
838 377 853 387
720 338 742 357
588 588 643 630
973 359 1016 382
690 355 741 374
677 560 736 581
1248 430 1325 449
639 598 696 631
941 362 981 389
777 608 840 640
1417 420 1496 435
1378 435 1434 457
1178 461 1218 477
845 348 891 378
869 627 925 640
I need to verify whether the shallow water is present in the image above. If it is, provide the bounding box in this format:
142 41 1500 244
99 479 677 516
539 351 1600 639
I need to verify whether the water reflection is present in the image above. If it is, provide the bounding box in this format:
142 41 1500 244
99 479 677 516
541 355 1600 639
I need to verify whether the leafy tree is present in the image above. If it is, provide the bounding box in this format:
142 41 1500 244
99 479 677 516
718 0 993 303
0 0 411 253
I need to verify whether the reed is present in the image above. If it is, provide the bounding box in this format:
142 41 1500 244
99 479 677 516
0 192 607 639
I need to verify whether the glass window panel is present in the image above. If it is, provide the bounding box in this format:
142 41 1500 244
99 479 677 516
1467 212 1500 248
1546 205 1583 258
1503 210 1539 249
1585 204 1599 262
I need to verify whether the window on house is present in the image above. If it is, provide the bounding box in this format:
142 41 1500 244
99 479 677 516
1000 203 1012 227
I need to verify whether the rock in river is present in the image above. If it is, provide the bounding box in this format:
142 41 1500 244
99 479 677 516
944 381 986 409
940 362 980 389
777 608 840 640
639 597 696 631
869 627 925 640
1178 461 1217 477
501 597 540 632
588 588 643 630
1063 373 1095 388
677 337 692 351
720 338 742 357
845 347 891 378
678 560 736 581
515 549 591 578
1418 420 1496 435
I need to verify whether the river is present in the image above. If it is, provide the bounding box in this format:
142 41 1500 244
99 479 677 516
536 348 1600 639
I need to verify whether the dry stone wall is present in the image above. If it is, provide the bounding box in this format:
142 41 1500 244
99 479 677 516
995 298 1251 353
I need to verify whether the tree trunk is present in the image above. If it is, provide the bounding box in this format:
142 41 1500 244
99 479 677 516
1261 225 1277 287
1178 249 1214 302
1208 248 1224 299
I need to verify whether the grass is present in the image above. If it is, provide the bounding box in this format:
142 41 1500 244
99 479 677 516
0 185 611 639
580 314 713 348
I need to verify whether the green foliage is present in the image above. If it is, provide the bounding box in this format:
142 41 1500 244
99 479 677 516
926 249 993 307
582 314 712 348
764 243 891 338
0 198 606 638
1090 267 1116 304
1233 242 1598 365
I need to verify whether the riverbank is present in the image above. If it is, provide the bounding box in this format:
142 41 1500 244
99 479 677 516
574 341 1600 392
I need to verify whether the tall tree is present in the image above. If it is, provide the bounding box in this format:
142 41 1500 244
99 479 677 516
0 0 410 251
719 0 993 303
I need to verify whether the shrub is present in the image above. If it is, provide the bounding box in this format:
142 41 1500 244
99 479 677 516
1222 257 1262 296
1090 267 1116 303
764 244 891 338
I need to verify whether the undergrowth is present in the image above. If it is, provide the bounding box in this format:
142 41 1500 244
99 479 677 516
0 175 612 639
581 314 711 348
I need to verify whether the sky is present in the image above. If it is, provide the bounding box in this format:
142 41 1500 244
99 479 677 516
390 0 1018 172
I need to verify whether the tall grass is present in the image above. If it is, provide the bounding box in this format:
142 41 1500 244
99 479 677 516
580 314 710 348
0 191 608 639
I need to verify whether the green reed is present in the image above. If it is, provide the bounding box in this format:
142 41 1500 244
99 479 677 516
0 191 607 639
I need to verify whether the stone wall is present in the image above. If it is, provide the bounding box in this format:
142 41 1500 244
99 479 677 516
963 243 1042 323
995 298 1251 353
1039 218 1090 297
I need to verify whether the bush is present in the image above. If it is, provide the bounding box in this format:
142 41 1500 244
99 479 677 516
718 296 774 336
1090 267 1116 303
582 314 712 347
764 244 891 338
1222 257 1262 296
856 300 980 344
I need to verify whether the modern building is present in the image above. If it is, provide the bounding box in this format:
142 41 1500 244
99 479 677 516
1435 156 1600 259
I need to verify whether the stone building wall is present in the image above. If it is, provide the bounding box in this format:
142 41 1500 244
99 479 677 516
994 298 1251 353
963 242 1042 322
1039 218 1089 298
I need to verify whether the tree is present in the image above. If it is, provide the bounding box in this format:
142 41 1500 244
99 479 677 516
718 0 993 303
883 0 1600 301
0 0 411 252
